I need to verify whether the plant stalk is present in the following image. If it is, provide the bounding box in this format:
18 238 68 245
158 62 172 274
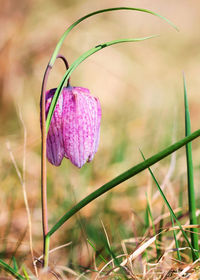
56 55 70 86
44 235 50 268
41 55 70 267
41 64 51 267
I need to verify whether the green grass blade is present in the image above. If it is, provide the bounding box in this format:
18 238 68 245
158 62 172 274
46 35 156 132
171 216 181 261
140 150 198 259
12 256 18 272
184 75 199 260
144 202 150 229
146 195 159 259
48 129 200 237
22 266 30 280
87 239 108 264
144 153 180 261
49 7 178 67
157 205 165 259
0 259 25 280
104 242 128 279
144 199 150 262
178 181 184 218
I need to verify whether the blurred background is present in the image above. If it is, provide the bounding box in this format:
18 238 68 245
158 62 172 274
0 0 200 275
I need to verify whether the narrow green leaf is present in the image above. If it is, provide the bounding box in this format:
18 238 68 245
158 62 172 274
171 216 181 261
87 239 108 264
46 35 156 132
49 7 178 67
22 266 30 280
145 163 180 260
178 181 183 218
0 259 25 280
157 205 165 259
140 150 197 259
146 195 159 259
48 129 200 237
104 242 128 279
183 75 199 260
144 203 150 229
12 256 18 272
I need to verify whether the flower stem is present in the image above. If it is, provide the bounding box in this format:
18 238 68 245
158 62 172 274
56 55 70 86
41 64 51 267
41 54 70 268
44 235 50 268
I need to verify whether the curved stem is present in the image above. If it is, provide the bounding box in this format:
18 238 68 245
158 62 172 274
56 55 70 87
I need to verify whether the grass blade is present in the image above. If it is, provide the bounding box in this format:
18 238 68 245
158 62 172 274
171 216 181 260
48 129 200 237
12 256 18 272
87 239 108 264
140 150 198 259
157 205 165 259
183 75 199 260
0 259 25 280
46 35 156 132
22 266 30 280
178 181 184 218
49 7 178 67
146 195 159 259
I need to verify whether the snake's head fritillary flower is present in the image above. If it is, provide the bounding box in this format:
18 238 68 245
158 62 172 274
44 87 101 168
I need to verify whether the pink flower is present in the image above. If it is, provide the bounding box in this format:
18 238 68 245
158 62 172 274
44 87 101 168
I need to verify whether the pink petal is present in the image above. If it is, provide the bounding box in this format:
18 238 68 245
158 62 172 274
88 97 101 162
45 89 65 166
62 87 101 168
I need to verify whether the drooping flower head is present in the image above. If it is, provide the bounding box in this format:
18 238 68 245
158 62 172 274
45 86 101 168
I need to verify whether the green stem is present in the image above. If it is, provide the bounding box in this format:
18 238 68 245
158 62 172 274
44 235 50 268
49 7 178 67
47 129 200 237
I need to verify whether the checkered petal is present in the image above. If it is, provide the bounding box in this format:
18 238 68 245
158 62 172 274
43 87 101 168
62 87 101 168
45 89 65 166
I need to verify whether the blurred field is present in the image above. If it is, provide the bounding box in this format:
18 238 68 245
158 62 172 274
1 0 200 278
